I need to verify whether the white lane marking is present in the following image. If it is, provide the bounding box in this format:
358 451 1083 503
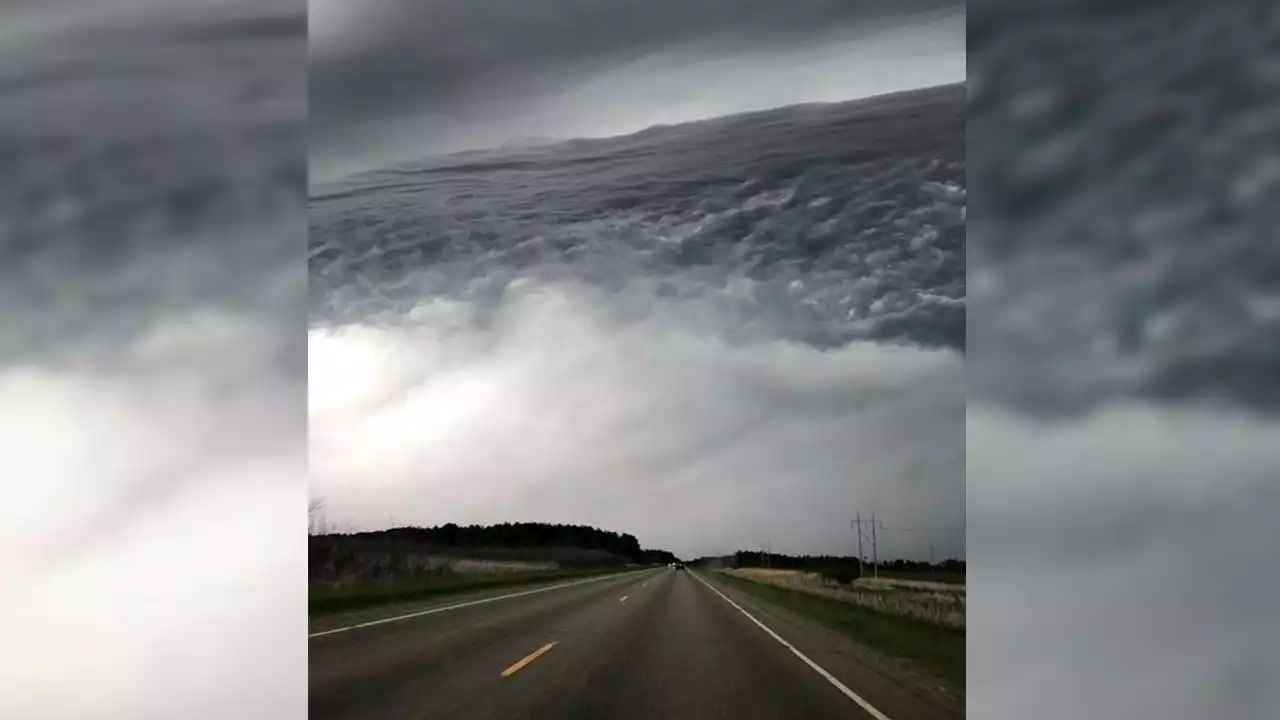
310 568 654 638
620 595 629 602
689 571 893 720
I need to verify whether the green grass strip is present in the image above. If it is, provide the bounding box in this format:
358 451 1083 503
309 566 644 615
715 572 965 689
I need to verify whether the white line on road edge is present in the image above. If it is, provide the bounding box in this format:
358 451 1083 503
689 571 893 720
310 568 653 638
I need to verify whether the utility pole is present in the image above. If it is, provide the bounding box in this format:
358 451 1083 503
852 513 883 578
870 512 879 578
852 515 864 576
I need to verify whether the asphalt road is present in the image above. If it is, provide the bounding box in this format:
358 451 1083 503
310 567 957 720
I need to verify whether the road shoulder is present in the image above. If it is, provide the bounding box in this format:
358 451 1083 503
694 569 964 720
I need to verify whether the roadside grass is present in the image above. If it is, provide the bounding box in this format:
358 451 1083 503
310 566 640 616
726 567 965 628
878 571 966 585
714 570 965 689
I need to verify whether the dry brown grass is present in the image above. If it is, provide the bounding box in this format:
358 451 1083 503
446 558 558 575
725 568 965 629
858 575 966 594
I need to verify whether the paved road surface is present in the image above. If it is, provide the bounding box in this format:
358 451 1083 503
310 567 958 720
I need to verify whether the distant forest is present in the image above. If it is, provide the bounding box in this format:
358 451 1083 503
692 550 966 583
314 522 678 566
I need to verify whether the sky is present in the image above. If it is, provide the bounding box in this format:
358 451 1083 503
308 285 966 561
307 0 968 561
0 1 307 717
7 2 1275 720
309 0 966 182
967 3 1280 718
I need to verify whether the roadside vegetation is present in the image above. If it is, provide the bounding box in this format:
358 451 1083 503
308 509 676 615
723 567 965 629
713 569 965 689
310 563 630 615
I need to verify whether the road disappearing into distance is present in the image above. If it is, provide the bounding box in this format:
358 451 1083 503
310 567 960 720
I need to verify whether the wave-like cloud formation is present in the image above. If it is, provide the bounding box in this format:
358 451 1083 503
309 87 967 558
310 0 964 180
311 86 967 351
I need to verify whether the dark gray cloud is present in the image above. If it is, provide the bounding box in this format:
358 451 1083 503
307 85 967 560
307 0 967 559
969 1 1280 418
0 1 306 717
969 1 1280 718
311 0 964 179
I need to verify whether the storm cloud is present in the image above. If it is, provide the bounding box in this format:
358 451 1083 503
310 0 964 181
968 2 1280 718
1 1 306 717
308 8 967 560
309 283 966 560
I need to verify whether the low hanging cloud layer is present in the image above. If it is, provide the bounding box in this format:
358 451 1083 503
309 284 965 560
968 3 1280 718
310 0 965 180
308 81 968 560
1 1 306 717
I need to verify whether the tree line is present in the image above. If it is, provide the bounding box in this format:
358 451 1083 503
317 522 676 566
690 550 965 583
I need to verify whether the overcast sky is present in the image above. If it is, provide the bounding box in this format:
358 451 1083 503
310 0 965 182
308 1 967 559
309 286 966 561
1 1 306 717
967 3 1280 718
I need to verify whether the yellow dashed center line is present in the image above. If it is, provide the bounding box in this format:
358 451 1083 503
500 642 558 678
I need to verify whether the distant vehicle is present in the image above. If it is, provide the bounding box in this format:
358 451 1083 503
674 562 685 570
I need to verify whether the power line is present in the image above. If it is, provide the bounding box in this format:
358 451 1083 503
851 513 885 578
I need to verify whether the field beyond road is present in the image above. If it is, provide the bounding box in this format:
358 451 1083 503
723 567 966 629
715 568 965 689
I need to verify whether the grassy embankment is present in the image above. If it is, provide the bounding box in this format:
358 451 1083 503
309 522 674 616
310 562 643 615
876 570 966 585
714 568 965 688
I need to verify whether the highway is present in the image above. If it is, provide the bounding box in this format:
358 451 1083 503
310 567 961 720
